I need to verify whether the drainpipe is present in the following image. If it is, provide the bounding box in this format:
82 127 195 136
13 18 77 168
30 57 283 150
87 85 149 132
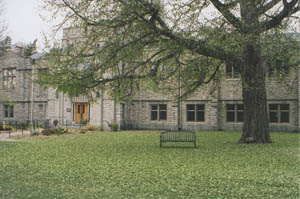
30 60 35 133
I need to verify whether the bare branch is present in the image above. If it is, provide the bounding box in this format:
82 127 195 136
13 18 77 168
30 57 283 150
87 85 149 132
210 0 244 32
259 0 299 32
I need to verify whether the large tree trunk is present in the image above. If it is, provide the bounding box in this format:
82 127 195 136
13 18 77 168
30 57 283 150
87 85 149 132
238 40 272 144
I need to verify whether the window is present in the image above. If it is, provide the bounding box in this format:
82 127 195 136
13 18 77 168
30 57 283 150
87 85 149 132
226 63 240 79
38 104 44 113
151 104 167 121
4 104 14 118
226 104 244 122
186 104 205 122
269 104 289 123
3 68 16 89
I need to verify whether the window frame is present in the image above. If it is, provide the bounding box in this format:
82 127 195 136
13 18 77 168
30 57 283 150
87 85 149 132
2 68 16 89
186 104 205 122
269 104 290 123
226 63 240 79
226 104 244 123
3 104 14 118
150 104 167 121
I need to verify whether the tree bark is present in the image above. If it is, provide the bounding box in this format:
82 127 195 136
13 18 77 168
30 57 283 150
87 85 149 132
238 39 272 144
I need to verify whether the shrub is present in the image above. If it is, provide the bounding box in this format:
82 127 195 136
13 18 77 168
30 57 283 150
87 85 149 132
110 123 119 132
98 125 104 131
31 131 40 136
56 128 68 135
19 121 28 130
80 129 86 134
87 125 97 131
53 120 59 127
41 128 57 136
2 125 12 131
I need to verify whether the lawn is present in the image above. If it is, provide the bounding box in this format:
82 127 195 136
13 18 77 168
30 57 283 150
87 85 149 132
0 131 299 199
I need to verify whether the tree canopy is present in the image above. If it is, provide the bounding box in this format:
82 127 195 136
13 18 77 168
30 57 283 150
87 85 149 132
40 0 300 143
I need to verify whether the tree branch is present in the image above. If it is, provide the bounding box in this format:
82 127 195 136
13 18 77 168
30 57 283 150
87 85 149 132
210 0 244 32
259 0 299 32
257 0 281 15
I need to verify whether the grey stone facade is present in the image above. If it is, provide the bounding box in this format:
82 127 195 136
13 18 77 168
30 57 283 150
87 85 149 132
0 45 48 124
122 68 299 132
1 31 299 132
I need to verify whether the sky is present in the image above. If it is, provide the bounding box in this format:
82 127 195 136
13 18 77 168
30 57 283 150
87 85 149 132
4 0 62 50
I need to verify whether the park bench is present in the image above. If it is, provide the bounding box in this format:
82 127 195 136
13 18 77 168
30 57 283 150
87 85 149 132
160 131 197 148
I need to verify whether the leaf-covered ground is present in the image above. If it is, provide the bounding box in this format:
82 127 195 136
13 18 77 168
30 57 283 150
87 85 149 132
0 131 299 199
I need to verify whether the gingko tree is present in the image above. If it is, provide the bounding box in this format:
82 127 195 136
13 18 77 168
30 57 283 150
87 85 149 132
40 0 299 143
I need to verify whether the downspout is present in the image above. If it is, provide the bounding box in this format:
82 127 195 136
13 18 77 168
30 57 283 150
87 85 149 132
30 60 35 132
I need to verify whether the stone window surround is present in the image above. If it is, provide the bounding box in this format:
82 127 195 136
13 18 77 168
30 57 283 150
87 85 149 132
186 104 205 122
226 104 244 123
3 104 14 118
150 104 167 121
226 63 240 79
2 68 16 89
268 103 290 123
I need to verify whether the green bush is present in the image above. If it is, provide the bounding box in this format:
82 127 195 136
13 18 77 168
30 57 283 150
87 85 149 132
53 120 59 127
19 121 28 130
98 125 104 131
110 123 119 132
87 125 97 131
1 125 13 131
56 128 68 135
31 131 40 136
80 129 86 134
41 128 57 136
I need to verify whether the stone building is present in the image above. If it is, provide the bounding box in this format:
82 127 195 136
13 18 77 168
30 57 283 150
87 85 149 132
0 37 49 124
51 28 299 132
0 31 299 132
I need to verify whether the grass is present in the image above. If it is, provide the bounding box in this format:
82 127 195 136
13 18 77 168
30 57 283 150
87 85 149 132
0 131 299 199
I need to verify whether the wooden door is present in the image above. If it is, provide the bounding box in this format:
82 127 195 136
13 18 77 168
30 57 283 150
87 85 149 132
74 103 89 123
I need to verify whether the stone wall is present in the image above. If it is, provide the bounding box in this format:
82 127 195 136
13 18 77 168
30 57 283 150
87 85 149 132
123 67 299 132
0 49 48 122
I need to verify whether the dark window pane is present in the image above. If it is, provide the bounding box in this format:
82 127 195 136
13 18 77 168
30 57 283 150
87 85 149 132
280 112 289 123
237 104 244 110
237 112 244 122
196 111 205 122
160 111 167 120
187 111 195 121
269 104 278 111
227 112 235 122
151 105 158 110
233 72 240 78
227 104 235 110
226 64 232 78
233 65 240 78
280 104 289 110
269 66 275 78
151 111 158 120
196 104 204 110
159 104 167 110
187 104 195 111
5 110 8 118
10 109 14 118
269 111 278 123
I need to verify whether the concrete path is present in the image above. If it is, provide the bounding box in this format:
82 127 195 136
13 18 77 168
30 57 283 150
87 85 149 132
0 130 31 141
